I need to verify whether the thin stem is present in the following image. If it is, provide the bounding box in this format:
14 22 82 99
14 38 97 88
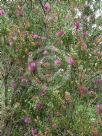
39 0 48 40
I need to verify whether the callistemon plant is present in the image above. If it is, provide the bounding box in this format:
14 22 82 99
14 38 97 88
0 0 102 136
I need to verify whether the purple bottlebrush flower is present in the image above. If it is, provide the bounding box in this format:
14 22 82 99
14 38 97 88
43 50 49 56
56 31 65 37
24 116 31 124
94 79 102 84
36 102 45 110
96 104 102 114
16 6 24 17
12 82 17 90
39 86 48 97
32 128 38 136
67 57 75 65
19 76 28 84
74 21 81 30
32 34 40 39
44 2 51 12
54 59 62 66
83 31 88 37
79 86 88 96
0 8 5 16
39 90 47 97
28 61 37 73
82 43 88 51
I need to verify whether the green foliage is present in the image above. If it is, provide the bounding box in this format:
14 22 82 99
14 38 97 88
0 0 102 136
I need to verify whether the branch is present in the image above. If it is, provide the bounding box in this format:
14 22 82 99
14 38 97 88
39 0 46 15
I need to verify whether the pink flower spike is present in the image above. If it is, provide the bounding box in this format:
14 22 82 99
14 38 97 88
32 128 38 136
79 86 88 96
36 102 45 110
74 21 81 30
41 36 46 40
54 59 62 66
24 116 31 124
83 31 88 37
67 57 75 65
28 61 37 73
56 31 65 37
19 76 28 85
32 34 40 39
44 2 51 12
83 43 88 51
43 50 49 55
96 104 102 114
95 79 102 84
0 8 5 16
12 82 17 90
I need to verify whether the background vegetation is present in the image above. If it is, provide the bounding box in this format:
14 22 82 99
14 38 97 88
0 0 102 135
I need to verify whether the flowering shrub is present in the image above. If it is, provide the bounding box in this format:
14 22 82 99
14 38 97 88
0 0 102 136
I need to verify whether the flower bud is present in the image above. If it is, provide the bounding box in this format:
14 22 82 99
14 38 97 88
44 2 51 12
67 57 75 65
54 59 62 66
28 61 37 73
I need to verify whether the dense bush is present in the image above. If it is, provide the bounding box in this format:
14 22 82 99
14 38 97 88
0 0 102 136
